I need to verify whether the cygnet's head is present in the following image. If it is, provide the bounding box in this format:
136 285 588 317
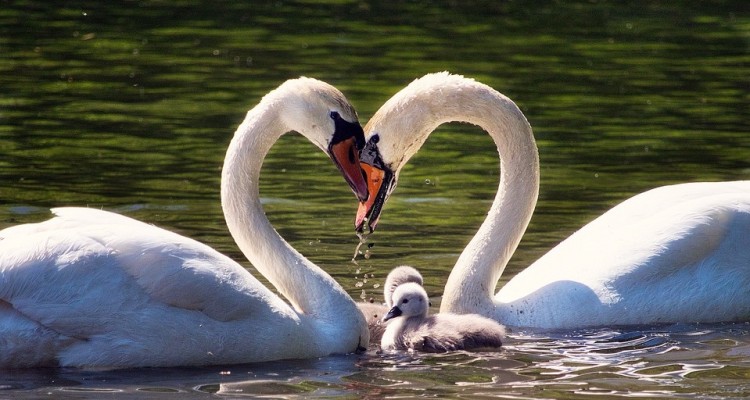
384 266 424 308
384 282 430 321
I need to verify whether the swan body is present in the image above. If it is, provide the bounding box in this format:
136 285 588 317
495 181 750 327
356 72 750 329
381 282 505 352
358 265 423 342
0 77 370 368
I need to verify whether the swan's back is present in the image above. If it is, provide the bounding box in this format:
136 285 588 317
0 208 284 320
497 181 750 328
0 207 296 367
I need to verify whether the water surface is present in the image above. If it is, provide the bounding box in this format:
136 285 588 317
1 1 748 398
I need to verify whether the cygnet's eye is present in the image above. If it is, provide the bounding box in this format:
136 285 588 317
329 111 340 120
402 299 409 304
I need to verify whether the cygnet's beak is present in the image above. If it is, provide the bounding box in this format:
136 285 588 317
383 305 402 322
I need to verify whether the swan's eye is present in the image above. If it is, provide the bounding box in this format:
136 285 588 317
370 134 380 144
329 111 340 120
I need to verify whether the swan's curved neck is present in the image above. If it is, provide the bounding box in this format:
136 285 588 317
440 84 539 317
220 100 352 319
377 77 539 317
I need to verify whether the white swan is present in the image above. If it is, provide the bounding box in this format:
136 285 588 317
381 282 505 352
0 77 371 368
358 265 423 342
356 72 750 329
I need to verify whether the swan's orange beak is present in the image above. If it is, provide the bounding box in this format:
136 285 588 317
330 137 369 202
355 133 395 234
355 162 392 234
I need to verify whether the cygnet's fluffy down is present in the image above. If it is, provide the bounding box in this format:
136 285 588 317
381 282 506 352
358 266 423 342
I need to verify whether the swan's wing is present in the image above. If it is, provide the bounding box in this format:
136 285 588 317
0 299 76 367
564 181 750 234
499 182 750 326
0 208 288 340
516 182 750 285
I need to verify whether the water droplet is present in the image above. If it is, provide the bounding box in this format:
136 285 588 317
360 290 367 299
425 178 431 185
352 235 368 262
355 282 363 288
373 283 380 289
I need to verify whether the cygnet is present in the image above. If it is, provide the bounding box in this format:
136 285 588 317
381 282 505 352
358 266 424 342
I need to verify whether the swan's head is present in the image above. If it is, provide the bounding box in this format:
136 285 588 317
383 282 430 321
275 77 369 201
355 73 461 232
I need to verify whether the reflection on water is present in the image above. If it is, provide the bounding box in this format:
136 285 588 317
4 325 750 398
1 0 748 398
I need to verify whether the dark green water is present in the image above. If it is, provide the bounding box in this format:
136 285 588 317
1 1 748 398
